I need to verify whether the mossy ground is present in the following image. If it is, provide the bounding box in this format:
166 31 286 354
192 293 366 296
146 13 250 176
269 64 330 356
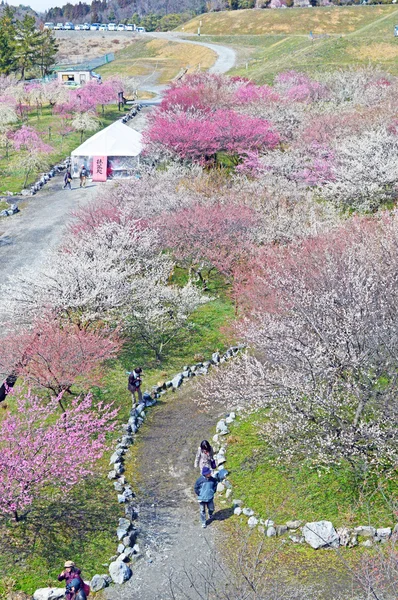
225 412 397 527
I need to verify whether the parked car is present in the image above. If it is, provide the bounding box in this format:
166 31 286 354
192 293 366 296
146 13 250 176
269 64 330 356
125 24 135 31
90 23 100 30
99 24 108 30
108 23 116 31
64 22 75 30
75 24 84 30
395 25 398 37
117 24 125 31
83 23 91 30
44 22 55 30
136 27 146 33
55 23 64 30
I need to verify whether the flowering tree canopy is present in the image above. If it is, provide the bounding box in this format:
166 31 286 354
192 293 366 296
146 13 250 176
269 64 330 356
0 391 117 520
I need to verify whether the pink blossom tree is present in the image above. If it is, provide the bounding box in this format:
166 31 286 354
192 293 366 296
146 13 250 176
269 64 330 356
12 125 53 187
145 109 280 164
156 202 258 286
0 391 117 521
0 317 121 404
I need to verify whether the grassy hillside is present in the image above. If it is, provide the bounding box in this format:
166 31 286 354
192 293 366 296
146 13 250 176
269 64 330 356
180 6 398 82
178 5 398 35
98 37 216 84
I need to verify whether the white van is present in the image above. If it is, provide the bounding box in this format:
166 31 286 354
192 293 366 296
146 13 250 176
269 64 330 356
44 22 55 30
136 26 146 33
108 23 117 31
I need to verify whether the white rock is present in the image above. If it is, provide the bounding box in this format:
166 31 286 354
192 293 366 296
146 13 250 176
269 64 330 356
242 508 254 516
248 516 258 528
33 589 65 600
217 482 225 493
286 520 302 529
264 519 274 527
225 416 234 424
90 575 108 592
225 489 232 499
213 434 219 443
234 507 242 516
109 560 132 584
303 521 339 549
362 539 373 548
376 527 391 539
233 499 243 507
337 527 351 547
354 526 376 537
216 419 228 433
267 526 276 537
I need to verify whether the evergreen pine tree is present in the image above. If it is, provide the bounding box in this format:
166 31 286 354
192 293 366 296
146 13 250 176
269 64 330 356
0 7 16 75
14 14 42 80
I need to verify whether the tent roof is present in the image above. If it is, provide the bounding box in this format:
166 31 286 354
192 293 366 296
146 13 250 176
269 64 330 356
71 120 143 157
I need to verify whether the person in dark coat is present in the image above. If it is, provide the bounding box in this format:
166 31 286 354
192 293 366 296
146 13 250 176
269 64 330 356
58 561 82 600
194 466 223 528
128 367 143 407
63 169 72 189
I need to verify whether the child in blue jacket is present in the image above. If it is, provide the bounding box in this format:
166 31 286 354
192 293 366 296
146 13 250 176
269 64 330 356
194 466 223 528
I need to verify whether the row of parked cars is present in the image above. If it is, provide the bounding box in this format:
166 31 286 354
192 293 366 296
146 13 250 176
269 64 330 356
44 22 145 32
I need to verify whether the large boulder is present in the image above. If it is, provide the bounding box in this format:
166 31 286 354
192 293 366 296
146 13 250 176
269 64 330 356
33 589 65 600
109 560 132 584
90 575 109 592
303 521 339 549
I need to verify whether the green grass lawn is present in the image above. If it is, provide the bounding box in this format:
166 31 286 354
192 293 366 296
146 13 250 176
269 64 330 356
225 412 397 528
0 104 129 195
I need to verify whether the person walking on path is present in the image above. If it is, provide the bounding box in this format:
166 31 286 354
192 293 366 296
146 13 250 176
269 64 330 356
128 367 143 407
194 440 216 471
79 165 87 188
194 466 223 528
63 169 72 190
58 561 83 600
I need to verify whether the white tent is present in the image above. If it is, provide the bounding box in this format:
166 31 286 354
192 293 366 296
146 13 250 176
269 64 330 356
71 121 143 179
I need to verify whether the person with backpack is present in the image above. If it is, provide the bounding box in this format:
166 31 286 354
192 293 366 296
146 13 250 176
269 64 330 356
128 367 143 407
58 561 89 600
194 440 216 472
79 165 87 188
63 169 72 190
194 466 224 528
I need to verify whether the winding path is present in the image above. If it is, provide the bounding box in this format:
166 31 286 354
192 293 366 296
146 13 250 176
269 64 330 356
105 383 228 600
148 31 236 75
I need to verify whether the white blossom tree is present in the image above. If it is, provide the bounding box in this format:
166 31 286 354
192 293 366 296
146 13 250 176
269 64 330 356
322 127 398 211
71 111 99 143
199 216 398 479
127 281 209 361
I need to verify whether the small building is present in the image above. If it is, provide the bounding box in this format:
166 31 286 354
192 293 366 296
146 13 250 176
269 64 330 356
71 121 143 180
54 66 99 85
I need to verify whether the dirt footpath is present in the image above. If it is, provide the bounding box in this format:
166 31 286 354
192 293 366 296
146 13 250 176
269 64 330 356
105 382 229 600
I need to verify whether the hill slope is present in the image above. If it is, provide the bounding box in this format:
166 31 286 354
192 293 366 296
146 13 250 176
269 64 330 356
178 6 398 82
178 6 398 35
